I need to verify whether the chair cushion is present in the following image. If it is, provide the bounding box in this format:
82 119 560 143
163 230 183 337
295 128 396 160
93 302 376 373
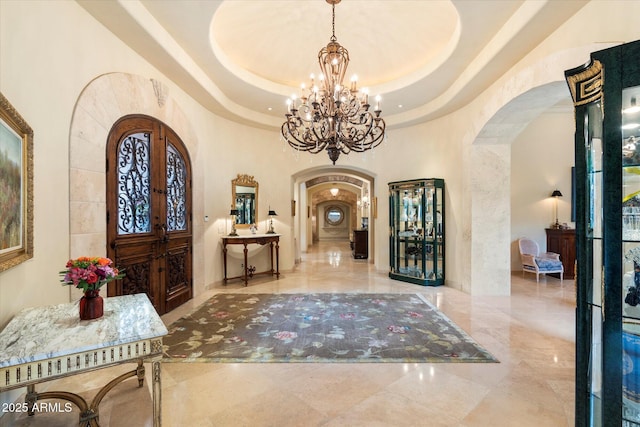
535 257 563 271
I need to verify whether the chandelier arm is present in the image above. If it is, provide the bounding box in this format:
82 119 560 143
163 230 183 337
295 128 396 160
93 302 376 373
310 125 325 145
316 100 331 120
345 112 374 128
312 121 334 150
336 121 385 153
337 113 375 142
282 120 328 154
337 93 360 116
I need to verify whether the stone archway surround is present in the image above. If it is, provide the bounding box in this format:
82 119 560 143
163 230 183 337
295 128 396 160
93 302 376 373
463 44 617 295
68 72 204 299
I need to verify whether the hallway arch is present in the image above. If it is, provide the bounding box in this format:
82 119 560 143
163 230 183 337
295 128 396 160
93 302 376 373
291 165 377 265
455 43 621 295
467 82 570 295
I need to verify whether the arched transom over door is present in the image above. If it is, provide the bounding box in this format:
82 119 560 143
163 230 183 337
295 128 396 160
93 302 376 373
106 115 193 314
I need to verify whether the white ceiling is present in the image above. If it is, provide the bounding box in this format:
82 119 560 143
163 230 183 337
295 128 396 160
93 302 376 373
77 0 587 130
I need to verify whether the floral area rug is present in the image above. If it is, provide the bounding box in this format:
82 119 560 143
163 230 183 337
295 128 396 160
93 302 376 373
161 293 498 363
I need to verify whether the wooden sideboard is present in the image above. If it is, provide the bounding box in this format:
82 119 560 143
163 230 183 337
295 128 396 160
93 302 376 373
545 228 576 279
351 229 368 259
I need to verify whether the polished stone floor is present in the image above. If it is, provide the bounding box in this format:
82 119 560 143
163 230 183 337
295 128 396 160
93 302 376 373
3 241 575 426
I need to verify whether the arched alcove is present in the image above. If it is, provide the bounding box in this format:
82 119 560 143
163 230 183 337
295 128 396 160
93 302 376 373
456 43 620 295
467 82 572 295
68 73 204 297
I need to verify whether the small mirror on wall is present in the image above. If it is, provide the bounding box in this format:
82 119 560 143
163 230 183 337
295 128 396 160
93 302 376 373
325 205 345 226
232 174 258 228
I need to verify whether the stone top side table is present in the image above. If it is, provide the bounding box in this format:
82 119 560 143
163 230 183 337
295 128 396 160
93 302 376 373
0 293 167 427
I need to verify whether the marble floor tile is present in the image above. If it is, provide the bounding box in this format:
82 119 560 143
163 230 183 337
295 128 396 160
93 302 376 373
1 241 575 426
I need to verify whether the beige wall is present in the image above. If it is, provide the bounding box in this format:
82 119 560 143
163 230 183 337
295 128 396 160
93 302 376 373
0 0 160 325
511 110 576 271
1 0 640 328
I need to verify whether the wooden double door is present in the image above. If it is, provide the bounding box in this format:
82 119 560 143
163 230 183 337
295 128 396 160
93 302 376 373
106 115 192 314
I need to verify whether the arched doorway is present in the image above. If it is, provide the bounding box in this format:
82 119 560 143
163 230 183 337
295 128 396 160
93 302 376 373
106 114 193 314
292 166 376 264
69 73 203 310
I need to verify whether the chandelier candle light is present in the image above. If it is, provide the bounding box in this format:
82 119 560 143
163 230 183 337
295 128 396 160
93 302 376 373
281 0 386 165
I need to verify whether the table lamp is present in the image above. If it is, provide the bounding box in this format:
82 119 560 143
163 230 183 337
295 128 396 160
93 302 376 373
551 189 563 228
229 207 239 236
267 207 277 234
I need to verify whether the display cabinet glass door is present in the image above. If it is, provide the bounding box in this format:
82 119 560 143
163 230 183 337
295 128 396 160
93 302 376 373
389 179 444 286
566 40 640 427
622 82 640 426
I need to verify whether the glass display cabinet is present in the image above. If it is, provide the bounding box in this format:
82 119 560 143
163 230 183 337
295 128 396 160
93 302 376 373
388 178 444 286
565 40 640 426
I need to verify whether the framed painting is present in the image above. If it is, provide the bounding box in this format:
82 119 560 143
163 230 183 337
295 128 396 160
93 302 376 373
0 92 33 272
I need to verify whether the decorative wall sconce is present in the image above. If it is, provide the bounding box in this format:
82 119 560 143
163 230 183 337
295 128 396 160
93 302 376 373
330 188 339 197
361 194 369 210
551 189 563 228
267 207 278 234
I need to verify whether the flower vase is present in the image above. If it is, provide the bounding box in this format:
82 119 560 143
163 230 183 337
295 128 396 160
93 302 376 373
79 289 104 320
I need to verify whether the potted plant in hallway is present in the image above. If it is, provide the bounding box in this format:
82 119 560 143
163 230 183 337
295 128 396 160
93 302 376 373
60 256 124 320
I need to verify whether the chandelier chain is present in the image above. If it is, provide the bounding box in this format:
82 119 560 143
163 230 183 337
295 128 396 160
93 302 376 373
331 3 336 42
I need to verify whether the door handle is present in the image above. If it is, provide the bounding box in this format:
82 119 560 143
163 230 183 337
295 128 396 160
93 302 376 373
155 223 169 243
161 224 169 243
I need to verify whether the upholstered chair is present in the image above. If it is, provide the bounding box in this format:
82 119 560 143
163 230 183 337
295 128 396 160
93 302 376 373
518 237 564 282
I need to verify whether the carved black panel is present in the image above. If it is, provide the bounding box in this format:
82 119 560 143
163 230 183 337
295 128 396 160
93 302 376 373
122 261 152 299
167 251 187 293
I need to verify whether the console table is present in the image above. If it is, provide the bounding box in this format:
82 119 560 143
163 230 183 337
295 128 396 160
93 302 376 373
222 234 280 285
0 293 167 426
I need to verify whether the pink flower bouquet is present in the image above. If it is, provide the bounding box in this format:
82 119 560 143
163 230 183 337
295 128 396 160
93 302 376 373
60 256 124 292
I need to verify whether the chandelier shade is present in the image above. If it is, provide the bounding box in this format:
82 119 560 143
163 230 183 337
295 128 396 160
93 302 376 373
281 0 386 165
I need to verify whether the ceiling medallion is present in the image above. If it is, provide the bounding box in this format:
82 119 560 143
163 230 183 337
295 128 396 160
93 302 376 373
280 0 386 165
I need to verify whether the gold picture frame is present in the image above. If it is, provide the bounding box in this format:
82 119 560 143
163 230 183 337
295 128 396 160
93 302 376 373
373 196 378 219
0 92 34 272
231 174 258 229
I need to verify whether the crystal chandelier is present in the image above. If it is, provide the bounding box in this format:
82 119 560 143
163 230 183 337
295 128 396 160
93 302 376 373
281 0 386 165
